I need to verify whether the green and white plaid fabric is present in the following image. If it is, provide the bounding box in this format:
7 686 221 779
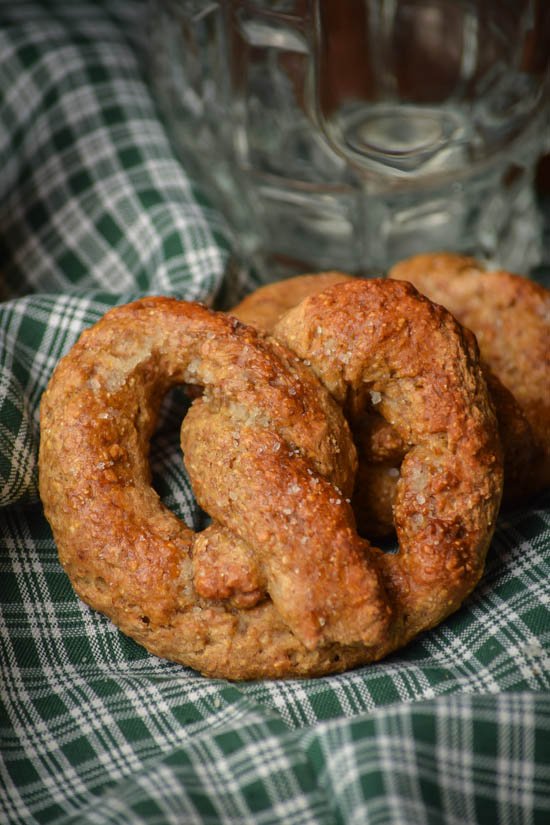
1 3 549 823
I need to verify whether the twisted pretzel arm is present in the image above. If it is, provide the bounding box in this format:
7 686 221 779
231 272 403 537
181 405 387 648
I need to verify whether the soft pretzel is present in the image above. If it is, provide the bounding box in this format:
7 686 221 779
40 297 385 678
39 288 502 679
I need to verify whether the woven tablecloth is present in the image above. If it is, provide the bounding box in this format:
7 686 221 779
1 3 549 823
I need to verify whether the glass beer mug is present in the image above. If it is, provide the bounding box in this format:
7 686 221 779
149 0 550 279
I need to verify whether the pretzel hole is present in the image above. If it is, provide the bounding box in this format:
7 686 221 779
148 387 211 529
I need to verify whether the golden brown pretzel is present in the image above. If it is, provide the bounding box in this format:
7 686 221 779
389 253 550 495
39 288 502 679
40 297 388 678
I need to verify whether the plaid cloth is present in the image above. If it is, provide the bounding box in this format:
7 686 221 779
1 3 549 824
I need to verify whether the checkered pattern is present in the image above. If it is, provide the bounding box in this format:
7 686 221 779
1 3 549 824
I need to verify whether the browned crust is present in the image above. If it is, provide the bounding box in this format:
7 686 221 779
273 280 502 641
39 288 502 679
231 272 354 331
232 263 549 517
389 252 550 495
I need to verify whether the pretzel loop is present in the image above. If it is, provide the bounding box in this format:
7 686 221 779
272 280 503 641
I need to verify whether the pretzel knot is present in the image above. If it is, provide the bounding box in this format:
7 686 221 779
39 284 502 680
